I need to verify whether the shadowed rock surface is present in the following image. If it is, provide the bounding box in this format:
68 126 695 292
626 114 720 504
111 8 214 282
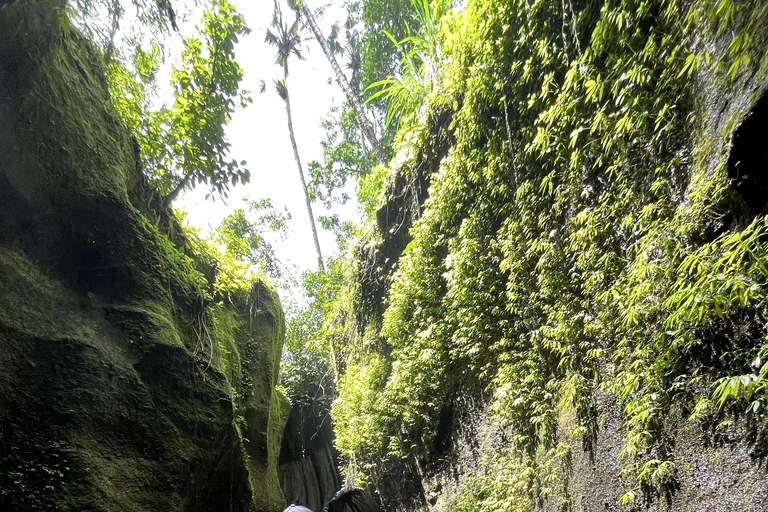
279 402 342 512
0 1 288 510
278 401 381 512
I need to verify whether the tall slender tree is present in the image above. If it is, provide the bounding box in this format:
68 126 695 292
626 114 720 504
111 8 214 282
291 0 386 165
265 0 324 270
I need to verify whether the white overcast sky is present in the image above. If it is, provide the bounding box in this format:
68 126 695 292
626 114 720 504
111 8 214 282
172 0 358 278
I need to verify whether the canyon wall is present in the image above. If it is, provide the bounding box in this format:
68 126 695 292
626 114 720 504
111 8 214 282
0 2 288 510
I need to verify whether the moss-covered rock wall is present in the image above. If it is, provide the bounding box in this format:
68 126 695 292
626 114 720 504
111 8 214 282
333 0 768 510
0 1 288 510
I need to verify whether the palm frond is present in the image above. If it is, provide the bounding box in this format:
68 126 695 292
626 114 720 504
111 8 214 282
274 78 288 100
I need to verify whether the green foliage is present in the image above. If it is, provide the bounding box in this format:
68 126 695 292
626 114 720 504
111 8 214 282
308 106 378 209
366 0 448 133
301 0 414 216
69 0 180 51
155 1 250 201
180 216 254 302
332 353 391 482
349 0 420 105
332 0 768 503
318 215 358 253
265 0 305 67
435 442 570 512
0 441 69 511
356 164 389 219
212 198 291 279
333 0 420 156
105 0 250 204
279 254 354 457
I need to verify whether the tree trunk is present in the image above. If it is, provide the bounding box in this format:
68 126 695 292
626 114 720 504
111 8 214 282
162 172 192 208
298 0 386 165
282 59 324 271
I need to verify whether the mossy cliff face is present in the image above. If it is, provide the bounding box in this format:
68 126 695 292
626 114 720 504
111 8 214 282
0 1 287 511
334 0 768 510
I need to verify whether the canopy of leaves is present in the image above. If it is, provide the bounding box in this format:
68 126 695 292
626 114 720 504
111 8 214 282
349 0 419 104
212 198 291 279
281 260 347 407
308 106 378 210
157 1 251 202
337 0 422 151
265 0 305 67
103 0 250 204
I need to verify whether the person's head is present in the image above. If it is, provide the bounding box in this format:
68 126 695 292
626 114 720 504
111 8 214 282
283 504 313 512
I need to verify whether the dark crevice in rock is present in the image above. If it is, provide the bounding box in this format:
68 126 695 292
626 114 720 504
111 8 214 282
279 402 380 512
728 92 768 219
279 404 340 511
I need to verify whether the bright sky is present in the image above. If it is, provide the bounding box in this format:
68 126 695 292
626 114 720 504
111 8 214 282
175 0 359 279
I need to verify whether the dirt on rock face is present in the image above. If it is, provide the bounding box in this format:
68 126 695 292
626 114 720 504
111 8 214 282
0 2 288 511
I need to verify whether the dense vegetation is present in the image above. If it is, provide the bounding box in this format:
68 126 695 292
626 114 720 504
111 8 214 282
318 0 768 509
5 0 768 509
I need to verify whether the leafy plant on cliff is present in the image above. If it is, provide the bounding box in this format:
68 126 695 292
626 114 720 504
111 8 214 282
366 0 448 134
332 0 768 504
148 0 251 205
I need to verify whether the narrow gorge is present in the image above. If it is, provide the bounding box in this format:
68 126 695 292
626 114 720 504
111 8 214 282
2 0 768 511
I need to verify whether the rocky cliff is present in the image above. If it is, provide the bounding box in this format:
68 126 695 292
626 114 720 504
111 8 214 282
332 0 768 510
279 401 342 511
0 1 288 510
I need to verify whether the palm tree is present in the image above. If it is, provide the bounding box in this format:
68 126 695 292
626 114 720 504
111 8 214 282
265 0 324 270
291 0 386 165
